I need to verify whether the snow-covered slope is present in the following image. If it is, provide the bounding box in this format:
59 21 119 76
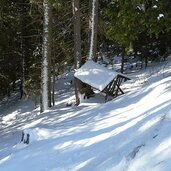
1 61 171 171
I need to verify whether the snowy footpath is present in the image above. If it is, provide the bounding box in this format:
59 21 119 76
1 61 171 171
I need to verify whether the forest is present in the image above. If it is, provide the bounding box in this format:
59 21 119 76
1 1 171 170
0 0 171 112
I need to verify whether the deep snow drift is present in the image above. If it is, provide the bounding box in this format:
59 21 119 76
1 60 171 171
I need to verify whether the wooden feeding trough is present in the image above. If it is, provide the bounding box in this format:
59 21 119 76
74 60 130 101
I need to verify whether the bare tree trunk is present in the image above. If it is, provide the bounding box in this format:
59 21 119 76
52 63 55 106
48 3 52 108
88 0 99 61
20 1 26 99
51 4 59 107
87 0 92 56
73 0 81 69
72 0 82 105
41 0 52 112
121 47 125 73
145 55 148 68
40 94 43 113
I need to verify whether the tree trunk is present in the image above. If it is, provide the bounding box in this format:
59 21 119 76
52 63 55 106
121 47 125 73
73 0 81 69
88 0 99 61
19 1 26 99
41 0 52 112
74 78 80 105
145 56 148 68
144 47 148 68
40 94 43 113
48 4 52 108
72 0 82 105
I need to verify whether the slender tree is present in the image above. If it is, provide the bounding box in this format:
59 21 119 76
88 0 99 61
41 0 52 112
72 0 82 105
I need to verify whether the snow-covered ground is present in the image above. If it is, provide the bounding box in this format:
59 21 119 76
1 60 171 171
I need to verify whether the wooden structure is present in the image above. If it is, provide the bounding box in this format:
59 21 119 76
74 60 130 101
103 74 130 101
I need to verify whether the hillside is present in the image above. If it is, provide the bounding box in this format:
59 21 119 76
1 60 171 171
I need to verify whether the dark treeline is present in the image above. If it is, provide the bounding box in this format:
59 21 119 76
0 0 171 108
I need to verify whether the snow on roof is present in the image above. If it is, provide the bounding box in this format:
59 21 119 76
74 60 129 91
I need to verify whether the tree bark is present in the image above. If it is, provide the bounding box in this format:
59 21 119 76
19 0 27 99
73 0 81 69
52 63 55 106
41 0 52 112
89 0 99 61
72 0 82 105
121 46 125 73
48 3 52 108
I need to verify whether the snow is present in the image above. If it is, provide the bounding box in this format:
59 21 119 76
74 60 129 91
158 13 164 20
1 60 171 170
153 5 158 8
